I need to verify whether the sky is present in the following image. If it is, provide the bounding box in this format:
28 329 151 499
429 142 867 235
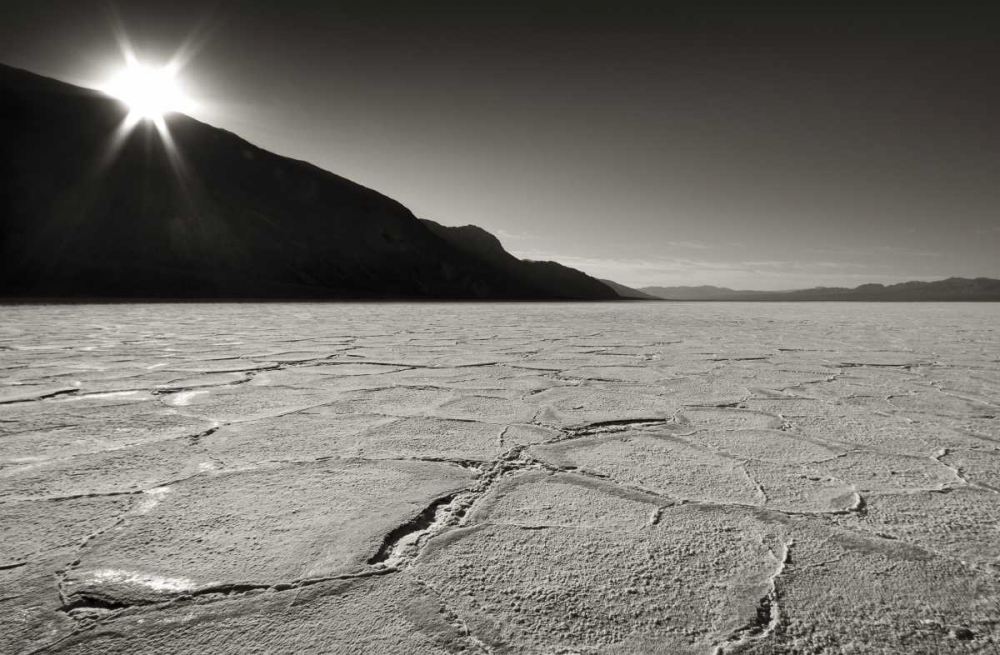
2 1 998 290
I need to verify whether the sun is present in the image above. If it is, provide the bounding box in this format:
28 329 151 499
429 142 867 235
102 61 193 121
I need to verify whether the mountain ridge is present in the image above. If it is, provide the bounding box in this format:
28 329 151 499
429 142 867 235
420 220 620 300
642 278 1000 301
598 279 660 300
0 63 622 301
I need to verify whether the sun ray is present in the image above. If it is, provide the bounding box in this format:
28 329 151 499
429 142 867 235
89 11 214 213
101 60 194 121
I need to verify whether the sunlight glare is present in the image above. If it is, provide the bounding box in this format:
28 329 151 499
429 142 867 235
102 61 193 121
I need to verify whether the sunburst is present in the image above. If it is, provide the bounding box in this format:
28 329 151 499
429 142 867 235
102 59 194 123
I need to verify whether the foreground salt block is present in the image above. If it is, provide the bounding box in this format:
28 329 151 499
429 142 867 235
62 459 475 607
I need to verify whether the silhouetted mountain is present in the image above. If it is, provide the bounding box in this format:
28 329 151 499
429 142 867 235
0 64 618 300
418 221 513 267
641 285 760 300
642 278 1000 301
597 279 660 300
420 220 619 300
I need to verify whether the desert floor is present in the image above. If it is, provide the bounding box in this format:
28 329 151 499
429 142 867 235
2 302 999 653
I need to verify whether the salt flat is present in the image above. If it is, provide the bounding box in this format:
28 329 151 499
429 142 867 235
1 302 998 653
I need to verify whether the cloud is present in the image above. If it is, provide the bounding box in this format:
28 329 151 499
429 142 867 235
803 244 944 258
663 240 709 250
494 229 533 243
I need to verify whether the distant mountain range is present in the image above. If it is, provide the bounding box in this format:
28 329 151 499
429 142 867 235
598 279 660 300
0 64 621 300
641 278 1000 301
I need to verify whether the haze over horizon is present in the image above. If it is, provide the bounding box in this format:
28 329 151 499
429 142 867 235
2 1 997 290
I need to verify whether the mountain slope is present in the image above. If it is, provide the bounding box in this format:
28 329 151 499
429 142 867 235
639 285 755 301
420 220 619 300
597 279 660 300
642 278 1000 301
0 64 616 300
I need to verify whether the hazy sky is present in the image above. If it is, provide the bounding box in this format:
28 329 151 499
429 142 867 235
2 1 998 289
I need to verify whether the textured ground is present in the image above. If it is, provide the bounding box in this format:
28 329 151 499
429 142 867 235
1 302 999 654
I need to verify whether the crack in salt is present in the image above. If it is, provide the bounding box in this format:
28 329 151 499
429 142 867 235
713 538 794 654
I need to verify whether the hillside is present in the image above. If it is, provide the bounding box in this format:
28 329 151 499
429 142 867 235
0 64 620 300
419 220 619 300
597 279 660 300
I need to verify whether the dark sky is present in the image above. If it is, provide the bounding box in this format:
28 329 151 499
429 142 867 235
2 1 998 289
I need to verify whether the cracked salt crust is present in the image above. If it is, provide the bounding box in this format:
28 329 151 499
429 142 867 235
133 487 171 514
1 302 998 654
169 390 209 406
88 569 195 593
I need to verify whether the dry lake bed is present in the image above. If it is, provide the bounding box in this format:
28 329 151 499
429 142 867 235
2 301 999 654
